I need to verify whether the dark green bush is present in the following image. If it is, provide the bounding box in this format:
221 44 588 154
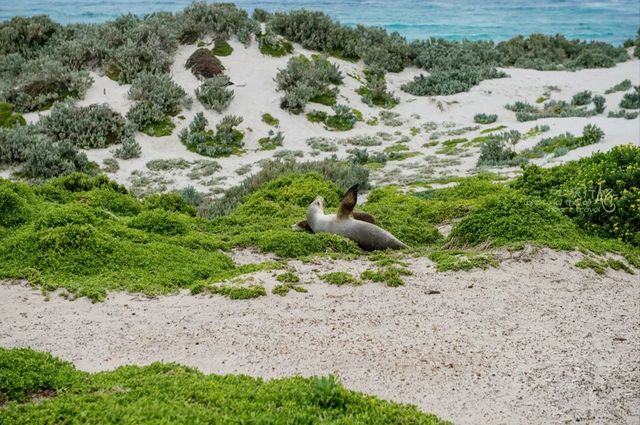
143 192 198 216
22 139 95 179
0 185 31 227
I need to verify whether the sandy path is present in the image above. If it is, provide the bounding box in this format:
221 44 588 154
1 249 638 424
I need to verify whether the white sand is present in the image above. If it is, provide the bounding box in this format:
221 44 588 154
1 248 638 424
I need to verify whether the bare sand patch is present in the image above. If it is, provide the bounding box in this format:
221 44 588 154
1 249 638 424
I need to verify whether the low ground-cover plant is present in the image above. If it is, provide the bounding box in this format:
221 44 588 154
473 113 497 124
258 130 284 150
0 102 26 128
307 105 359 131
521 124 604 158
261 112 279 127
258 32 294 57
608 109 639 119
505 94 606 121
0 348 448 424
212 38 233 56
179 113 243 157
605 79 632 94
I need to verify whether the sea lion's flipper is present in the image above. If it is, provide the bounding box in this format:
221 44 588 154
352 211 376 225
293 220 314 233
337 184 359 219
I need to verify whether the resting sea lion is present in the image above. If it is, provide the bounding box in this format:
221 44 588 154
305 184 408 251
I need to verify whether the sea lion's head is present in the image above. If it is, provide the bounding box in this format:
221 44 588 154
309 195 325 211
306 196 325 228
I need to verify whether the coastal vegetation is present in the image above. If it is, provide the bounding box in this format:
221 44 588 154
179 113 243 157
275 54 343 114
0 348 448 424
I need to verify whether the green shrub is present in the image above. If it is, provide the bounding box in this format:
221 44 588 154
0 126 31 165
212 38 233 56
200 159 370 218
2 57 93 112
22 139 95 179
450 191 580 247
196 75 234 112
0 185 31 227
143 192 197 216
128 209 190 236
39 103 127 149
477 137 523 167
506 97 600 122
113 136 142 159
179 113 244 157
402 66 507 96
275 54 343 113
592 95 606 114
608 109 639 119
307 105 358 131
178 2 255 45
496 33 628 70
473 113 497 124
356 68 398 109
523 124 605 158
362 187 444 246
258 130 284 150
571 90 592 106
513 144 640 245
128 72 190 116
619 86 639 109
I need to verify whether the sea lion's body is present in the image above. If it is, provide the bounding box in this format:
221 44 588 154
304 184 408 251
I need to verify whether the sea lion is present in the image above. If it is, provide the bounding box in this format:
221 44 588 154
305 184 408 251
294 210 376 233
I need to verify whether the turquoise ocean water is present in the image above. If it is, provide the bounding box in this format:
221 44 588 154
1 0 638 44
